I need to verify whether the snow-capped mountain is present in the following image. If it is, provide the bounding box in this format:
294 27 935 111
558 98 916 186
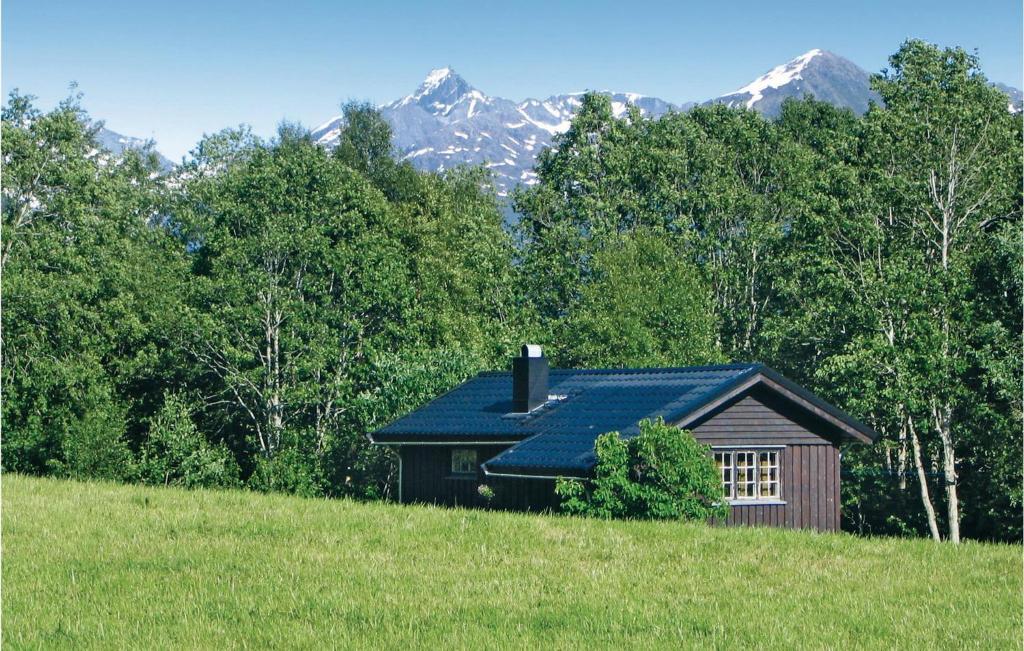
311 68 681 196
709 49 879 116
992 82 1023 113
96 127 174 171
171 49 1023 193
311 53 886 195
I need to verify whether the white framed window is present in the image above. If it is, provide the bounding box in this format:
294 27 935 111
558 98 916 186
714 449 781 501
451 449 477 475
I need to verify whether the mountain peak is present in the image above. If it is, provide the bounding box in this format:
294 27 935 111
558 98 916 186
392 67 476 112
421 67 457 88
728 49 826 108
710 49 877 116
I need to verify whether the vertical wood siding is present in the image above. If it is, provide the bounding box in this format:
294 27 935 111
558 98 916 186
693 389 841 532
719 445 840 532
399 445 508 508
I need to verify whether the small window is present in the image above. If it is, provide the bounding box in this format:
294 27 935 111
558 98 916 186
451 449 477 475
714 449 781 501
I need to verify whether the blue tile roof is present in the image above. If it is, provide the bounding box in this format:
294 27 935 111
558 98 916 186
371 363 765 474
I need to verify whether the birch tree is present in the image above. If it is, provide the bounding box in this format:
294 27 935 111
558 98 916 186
176 126 409 485
866 40 1020 543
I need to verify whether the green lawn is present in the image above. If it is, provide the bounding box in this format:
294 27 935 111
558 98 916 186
2 475 1020 649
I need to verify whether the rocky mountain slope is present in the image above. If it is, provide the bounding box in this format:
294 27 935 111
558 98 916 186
311 68 683 195
96 127 174 170
311 50 885 194
708 49 879 116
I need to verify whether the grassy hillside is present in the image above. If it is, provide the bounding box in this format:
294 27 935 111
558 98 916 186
3 475 1020 649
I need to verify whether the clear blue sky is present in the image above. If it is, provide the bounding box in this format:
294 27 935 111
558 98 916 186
4 0 1021 160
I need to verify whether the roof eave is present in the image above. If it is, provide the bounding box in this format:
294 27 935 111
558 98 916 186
369 433 529 445
481 464 588 481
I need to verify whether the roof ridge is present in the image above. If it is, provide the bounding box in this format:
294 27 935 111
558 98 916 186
477 362 761 377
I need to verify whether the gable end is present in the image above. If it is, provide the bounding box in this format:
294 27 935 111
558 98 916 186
674 370 877 444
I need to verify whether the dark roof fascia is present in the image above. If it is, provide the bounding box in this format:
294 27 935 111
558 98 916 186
755 367 879 443
669 365 765 431
480 463 588 481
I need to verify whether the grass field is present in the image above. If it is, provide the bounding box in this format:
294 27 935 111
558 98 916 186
2 475 1020 649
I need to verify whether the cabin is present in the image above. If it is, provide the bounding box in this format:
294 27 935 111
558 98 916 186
368 345 877 531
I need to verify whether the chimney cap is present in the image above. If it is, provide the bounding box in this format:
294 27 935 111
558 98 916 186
521 344 543 358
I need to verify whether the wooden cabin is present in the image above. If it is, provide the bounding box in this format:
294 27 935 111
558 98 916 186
368 345 877 531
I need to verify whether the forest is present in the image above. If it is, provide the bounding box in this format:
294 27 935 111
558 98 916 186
2 40 1020 542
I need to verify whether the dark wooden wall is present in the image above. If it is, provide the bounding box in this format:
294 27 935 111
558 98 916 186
692 389 841 532
399 444 560 511
710 445 840 531
489 476 560 512
398 445 509 508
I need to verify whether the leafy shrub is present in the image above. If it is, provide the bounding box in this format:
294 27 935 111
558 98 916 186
56 401 135 482
43 378 135 482
138 394 240 489
248 447 323 498
556 418 728 521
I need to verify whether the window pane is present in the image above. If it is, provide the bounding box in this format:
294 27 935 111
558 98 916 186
757 451 779 498
735 452 755 499
716 449 782 501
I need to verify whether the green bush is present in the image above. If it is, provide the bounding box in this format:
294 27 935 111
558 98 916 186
47 380 135 482
556 418 729 521
56 402 135 482
138 394 240 489
248 448 323 498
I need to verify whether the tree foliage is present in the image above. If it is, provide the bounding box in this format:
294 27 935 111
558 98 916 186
2 90 188 480
138 393 240 488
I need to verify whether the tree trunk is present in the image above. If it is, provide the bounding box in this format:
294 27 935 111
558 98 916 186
264 312 275 457
271 310 282 450
897 420 908 491
934 402 960 544
908 416 941 541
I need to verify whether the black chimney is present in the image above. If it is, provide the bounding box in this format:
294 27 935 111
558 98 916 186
512 344 548 413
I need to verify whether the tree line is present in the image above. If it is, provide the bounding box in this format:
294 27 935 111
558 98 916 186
2 40 1020 541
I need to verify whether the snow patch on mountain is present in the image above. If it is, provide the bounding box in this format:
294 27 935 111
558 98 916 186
96 126 174 171
729 49 823 108
709 49 879 117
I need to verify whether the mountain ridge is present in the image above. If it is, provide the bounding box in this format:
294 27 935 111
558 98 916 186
100 50 1023 190
312 66 685 195
312 50 882 195
707 49 880 116
96 126 174 171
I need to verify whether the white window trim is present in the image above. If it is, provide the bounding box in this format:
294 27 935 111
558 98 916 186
713 447 785 505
